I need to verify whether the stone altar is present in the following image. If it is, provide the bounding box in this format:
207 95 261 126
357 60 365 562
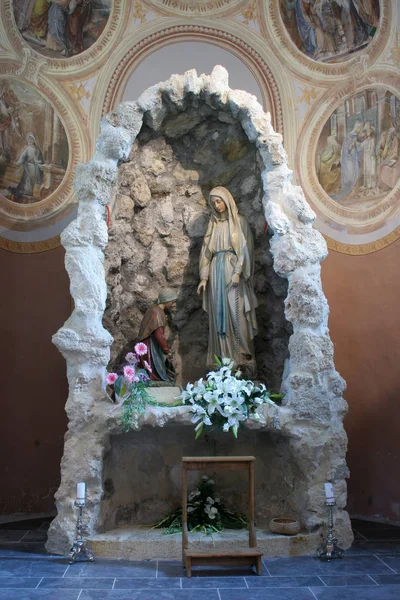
47 66 353 557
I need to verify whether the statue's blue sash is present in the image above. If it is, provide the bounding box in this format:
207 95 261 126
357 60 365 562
213 249 235 338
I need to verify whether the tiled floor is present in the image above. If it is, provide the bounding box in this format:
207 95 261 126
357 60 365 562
0 518 399 599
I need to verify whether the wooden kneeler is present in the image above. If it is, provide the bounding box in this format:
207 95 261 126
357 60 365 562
182 456 263 577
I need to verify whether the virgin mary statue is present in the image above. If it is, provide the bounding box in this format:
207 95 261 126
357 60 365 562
197 187 258 376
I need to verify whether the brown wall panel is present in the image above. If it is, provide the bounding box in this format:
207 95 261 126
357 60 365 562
322 241 400 522
0 247 70 514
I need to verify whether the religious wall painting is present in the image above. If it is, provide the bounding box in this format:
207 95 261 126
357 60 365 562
279 0 380 63
0 79 69 206
316 88 400 211
12 0 111 58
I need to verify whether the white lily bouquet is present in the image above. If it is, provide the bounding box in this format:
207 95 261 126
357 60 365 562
179 357 281 438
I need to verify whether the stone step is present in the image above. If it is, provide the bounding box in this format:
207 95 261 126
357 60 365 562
87 525 320 560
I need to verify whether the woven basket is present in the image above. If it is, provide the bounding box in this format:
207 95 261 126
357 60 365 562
269 517 300 536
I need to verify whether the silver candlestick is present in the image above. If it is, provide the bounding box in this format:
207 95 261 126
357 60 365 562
317 500 345 561
68 499 94 564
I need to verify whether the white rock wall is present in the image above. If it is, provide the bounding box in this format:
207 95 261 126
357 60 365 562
47 66 353 555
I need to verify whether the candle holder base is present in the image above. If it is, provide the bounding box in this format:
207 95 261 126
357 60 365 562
317 533 345 561
68 538 94 564
68 501 95 564
317 501 345 562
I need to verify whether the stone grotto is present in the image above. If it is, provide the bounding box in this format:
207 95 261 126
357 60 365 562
46 66 353 559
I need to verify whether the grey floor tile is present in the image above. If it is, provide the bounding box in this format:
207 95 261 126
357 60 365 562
311 585 400 599
29 559 70 577
246 576 323 588
0 558 33 576
316 555 395 575
39 577 114 589
158 560 264 578
21 531 49 543
264 555 394 576
66 560 157 578
80 591 219 600
182 576 247 588
115 578 181 589
359 530 400 542
347 542 400 555
262 557 320 576
0 577 41 588
375 556 400 573
0 557 68 577
219 589 316 599
371 574 400 585
319 574 377 586
0 520 46 531
0 543 51 558
351 520 398 531
0 590 79 600
0 531 30 543
157 561 185 577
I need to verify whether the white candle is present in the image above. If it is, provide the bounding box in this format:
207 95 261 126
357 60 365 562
324 482 335 502
77 482 86 500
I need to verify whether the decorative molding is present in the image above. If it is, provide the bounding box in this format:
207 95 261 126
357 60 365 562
101 24 284 137
297 86 318 105
324 228 400 255
0 234 61 253
387 32 400 66
132 0 149 24
15 47 47 84
142 0 249 17
238 0 258 26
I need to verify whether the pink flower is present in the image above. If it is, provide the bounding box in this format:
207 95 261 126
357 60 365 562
106 373 118 385
144 360 152 374
125 352 139 364
134 342 147 356
123 366 135 379
126 374 139 384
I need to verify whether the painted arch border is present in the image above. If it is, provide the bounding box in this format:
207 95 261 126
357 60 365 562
296 69 400 254
0 63 90 233
324 228 400 255
142 0 251 18
90 19 297 156
262 0 393 83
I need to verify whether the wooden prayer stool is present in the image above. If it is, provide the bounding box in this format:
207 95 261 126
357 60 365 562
182 456 263 577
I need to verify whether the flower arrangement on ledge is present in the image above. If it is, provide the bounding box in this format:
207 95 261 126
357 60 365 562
179 356 282 438
106 343 160 431
152 475 247 535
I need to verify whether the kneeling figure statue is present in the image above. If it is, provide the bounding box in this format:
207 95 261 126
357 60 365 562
136 287 178 383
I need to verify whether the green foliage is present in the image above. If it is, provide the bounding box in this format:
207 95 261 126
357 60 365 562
151 476 247 536
117 377 154 431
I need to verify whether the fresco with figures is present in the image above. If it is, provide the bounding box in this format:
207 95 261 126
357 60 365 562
0 79 69 205
280 0 380 62
12 0 111 57
316 88 400 211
